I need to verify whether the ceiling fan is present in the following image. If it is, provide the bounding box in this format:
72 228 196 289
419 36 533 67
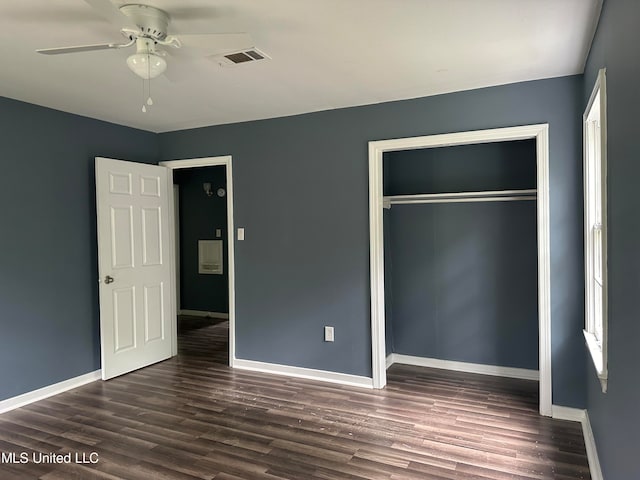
36 0 262 82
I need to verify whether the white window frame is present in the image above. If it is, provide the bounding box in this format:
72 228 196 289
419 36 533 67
583 68 608 393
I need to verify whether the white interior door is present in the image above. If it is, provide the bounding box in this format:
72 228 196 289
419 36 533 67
96 157 173 380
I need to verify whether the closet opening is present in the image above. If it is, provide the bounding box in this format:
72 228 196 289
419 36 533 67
368 125 552 416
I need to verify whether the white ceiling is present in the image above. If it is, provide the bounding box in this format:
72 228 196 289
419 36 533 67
0 0 602 133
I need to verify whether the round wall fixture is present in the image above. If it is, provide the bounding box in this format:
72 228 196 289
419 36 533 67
217 188 226 197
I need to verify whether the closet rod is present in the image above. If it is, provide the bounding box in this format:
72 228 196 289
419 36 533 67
386 195 536 206
386 188 537 202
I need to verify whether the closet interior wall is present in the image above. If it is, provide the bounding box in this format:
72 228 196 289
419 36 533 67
383 139 539 371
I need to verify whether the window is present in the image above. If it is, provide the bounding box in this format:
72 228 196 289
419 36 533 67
583 68 608 393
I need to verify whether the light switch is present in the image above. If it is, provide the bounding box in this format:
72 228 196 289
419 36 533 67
324 326 334 342
237 228 245 241
216 229 222 238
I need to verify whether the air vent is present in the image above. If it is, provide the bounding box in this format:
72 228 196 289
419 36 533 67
212 48 270 67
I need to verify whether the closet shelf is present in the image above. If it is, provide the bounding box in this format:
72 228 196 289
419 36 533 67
383 189 537 207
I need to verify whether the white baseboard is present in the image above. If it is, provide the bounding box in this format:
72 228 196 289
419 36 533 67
179 309 229 319
387 353 539 381
582 411 604 480
552 405 586 422
385 354 394 369
233 359 373 389
0 370 101 415
551 406 603 480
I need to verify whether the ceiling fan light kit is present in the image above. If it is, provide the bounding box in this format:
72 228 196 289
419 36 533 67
126 53 166 79
126 38 167 79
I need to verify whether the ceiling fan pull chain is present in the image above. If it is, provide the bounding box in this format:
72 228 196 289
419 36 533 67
141 78 147 113
146 53 154 107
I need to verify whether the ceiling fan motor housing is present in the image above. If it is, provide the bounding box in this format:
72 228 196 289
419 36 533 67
119 4 170 40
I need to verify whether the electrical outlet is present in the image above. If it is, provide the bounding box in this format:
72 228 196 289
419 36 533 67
324 326 334 342
237 228 245 241
216 228 222 238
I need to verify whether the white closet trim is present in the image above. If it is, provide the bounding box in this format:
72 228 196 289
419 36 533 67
369 124 552 418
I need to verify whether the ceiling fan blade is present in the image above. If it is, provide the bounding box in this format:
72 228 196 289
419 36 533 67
158 48 201 82
168 7 221 21
36 43 125 55
84 0 137 29
175 33 254 56
162 63 197 83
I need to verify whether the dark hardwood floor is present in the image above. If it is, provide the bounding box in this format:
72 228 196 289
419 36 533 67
0 317 590 479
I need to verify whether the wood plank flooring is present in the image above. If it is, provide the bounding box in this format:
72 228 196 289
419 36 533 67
0 317 590 479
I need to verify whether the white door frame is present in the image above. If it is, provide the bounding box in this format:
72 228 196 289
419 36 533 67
160 156 236 367
368 124 552 417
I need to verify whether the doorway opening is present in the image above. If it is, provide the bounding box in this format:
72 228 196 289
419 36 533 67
368 125 552 416
161 156 236 367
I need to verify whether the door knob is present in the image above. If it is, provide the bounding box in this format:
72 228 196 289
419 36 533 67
104 275 114 284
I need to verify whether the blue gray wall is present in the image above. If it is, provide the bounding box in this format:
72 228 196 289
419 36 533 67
383 209 394 355
160 75 585 406
388 202 538 368
583 0 640 478
384 140 537 195
384 142 538 369
0 96 158 401
173 166 229 313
